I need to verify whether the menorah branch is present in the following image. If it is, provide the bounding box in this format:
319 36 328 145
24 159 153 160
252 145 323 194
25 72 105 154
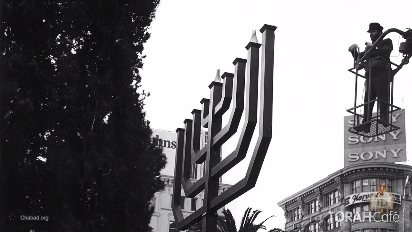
172 24 276 232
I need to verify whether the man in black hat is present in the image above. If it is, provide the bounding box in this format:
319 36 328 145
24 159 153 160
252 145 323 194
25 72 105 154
348 22 393 132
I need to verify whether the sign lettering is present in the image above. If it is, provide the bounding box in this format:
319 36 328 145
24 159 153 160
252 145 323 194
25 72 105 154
345 192 401 207
348 149 402 162
152 134 177 149
343 109 406 167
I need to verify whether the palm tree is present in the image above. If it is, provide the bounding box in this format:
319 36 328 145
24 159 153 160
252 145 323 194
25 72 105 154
267 228 286 232
188 207 273 232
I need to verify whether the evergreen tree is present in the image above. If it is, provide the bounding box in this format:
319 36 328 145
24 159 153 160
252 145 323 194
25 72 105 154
0 0 166 231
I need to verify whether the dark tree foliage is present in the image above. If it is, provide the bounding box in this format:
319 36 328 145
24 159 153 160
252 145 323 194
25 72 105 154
0 0 166 231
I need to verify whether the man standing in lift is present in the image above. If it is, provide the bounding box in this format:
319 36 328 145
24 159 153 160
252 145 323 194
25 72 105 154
349 23 393 132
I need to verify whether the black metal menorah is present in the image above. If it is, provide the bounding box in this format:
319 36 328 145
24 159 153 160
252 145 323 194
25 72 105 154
172 24 276 232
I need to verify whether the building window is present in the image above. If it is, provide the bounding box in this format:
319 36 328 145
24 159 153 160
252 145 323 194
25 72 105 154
325 193 330 207
329 192 334 206
386 178 392 192
326 213 341 231
324 190 340 207
293 209 297 222
169 221 177 232
362 204 370 212
379 179 386 191
351 178 392 193
309 222 319 232
191 198 197 211
171 195 186 209
309 201 314 214
377 178 392 192
363 179 370 192
334 213 341 228
354 180 361 193
351 202 398 222
370 178 377 191
335 190 340 204
290 207 301 222
204 131 208 144
180 196 185 210
327 216 333 230
352 205 361 215
308 199 318 214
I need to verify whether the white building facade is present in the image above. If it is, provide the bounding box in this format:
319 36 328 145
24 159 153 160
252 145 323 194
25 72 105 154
149 129 231 232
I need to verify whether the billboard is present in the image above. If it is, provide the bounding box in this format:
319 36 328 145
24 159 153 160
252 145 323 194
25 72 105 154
343 109 407 167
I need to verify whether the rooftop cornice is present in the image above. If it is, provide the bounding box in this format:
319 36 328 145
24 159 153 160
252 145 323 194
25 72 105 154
277 163 412 207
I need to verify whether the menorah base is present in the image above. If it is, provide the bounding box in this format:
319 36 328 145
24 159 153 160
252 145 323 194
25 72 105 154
349 119 399 137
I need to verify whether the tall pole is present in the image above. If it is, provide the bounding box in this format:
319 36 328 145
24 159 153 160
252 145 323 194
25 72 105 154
202 71 222 232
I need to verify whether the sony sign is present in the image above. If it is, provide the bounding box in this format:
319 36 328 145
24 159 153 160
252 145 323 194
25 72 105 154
343 109 407 167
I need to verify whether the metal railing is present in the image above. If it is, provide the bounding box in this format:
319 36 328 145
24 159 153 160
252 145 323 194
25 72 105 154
347 56 401 137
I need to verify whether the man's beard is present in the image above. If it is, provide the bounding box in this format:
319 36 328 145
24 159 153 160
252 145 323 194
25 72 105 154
371 34 381 43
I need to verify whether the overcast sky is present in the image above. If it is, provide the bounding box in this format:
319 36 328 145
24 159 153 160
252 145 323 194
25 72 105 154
140 0 412 229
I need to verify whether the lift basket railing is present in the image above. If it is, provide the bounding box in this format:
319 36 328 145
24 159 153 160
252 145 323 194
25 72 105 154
347 56 401 137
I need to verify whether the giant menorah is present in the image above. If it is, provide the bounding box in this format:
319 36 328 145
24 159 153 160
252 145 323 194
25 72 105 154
172 24 276 232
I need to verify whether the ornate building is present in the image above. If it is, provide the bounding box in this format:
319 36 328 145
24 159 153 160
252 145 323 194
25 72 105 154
278 163 411 232
278 110 411 232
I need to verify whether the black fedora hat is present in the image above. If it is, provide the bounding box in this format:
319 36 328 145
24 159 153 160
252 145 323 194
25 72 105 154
367 22 383 32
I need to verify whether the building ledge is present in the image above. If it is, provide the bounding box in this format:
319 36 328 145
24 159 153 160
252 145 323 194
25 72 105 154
277 163 412 207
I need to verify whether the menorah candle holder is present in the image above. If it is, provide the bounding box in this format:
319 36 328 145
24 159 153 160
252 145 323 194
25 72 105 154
172 24 277 232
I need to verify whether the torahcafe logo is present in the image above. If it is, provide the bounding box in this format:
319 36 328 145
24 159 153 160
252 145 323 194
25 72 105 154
343 110 407 167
